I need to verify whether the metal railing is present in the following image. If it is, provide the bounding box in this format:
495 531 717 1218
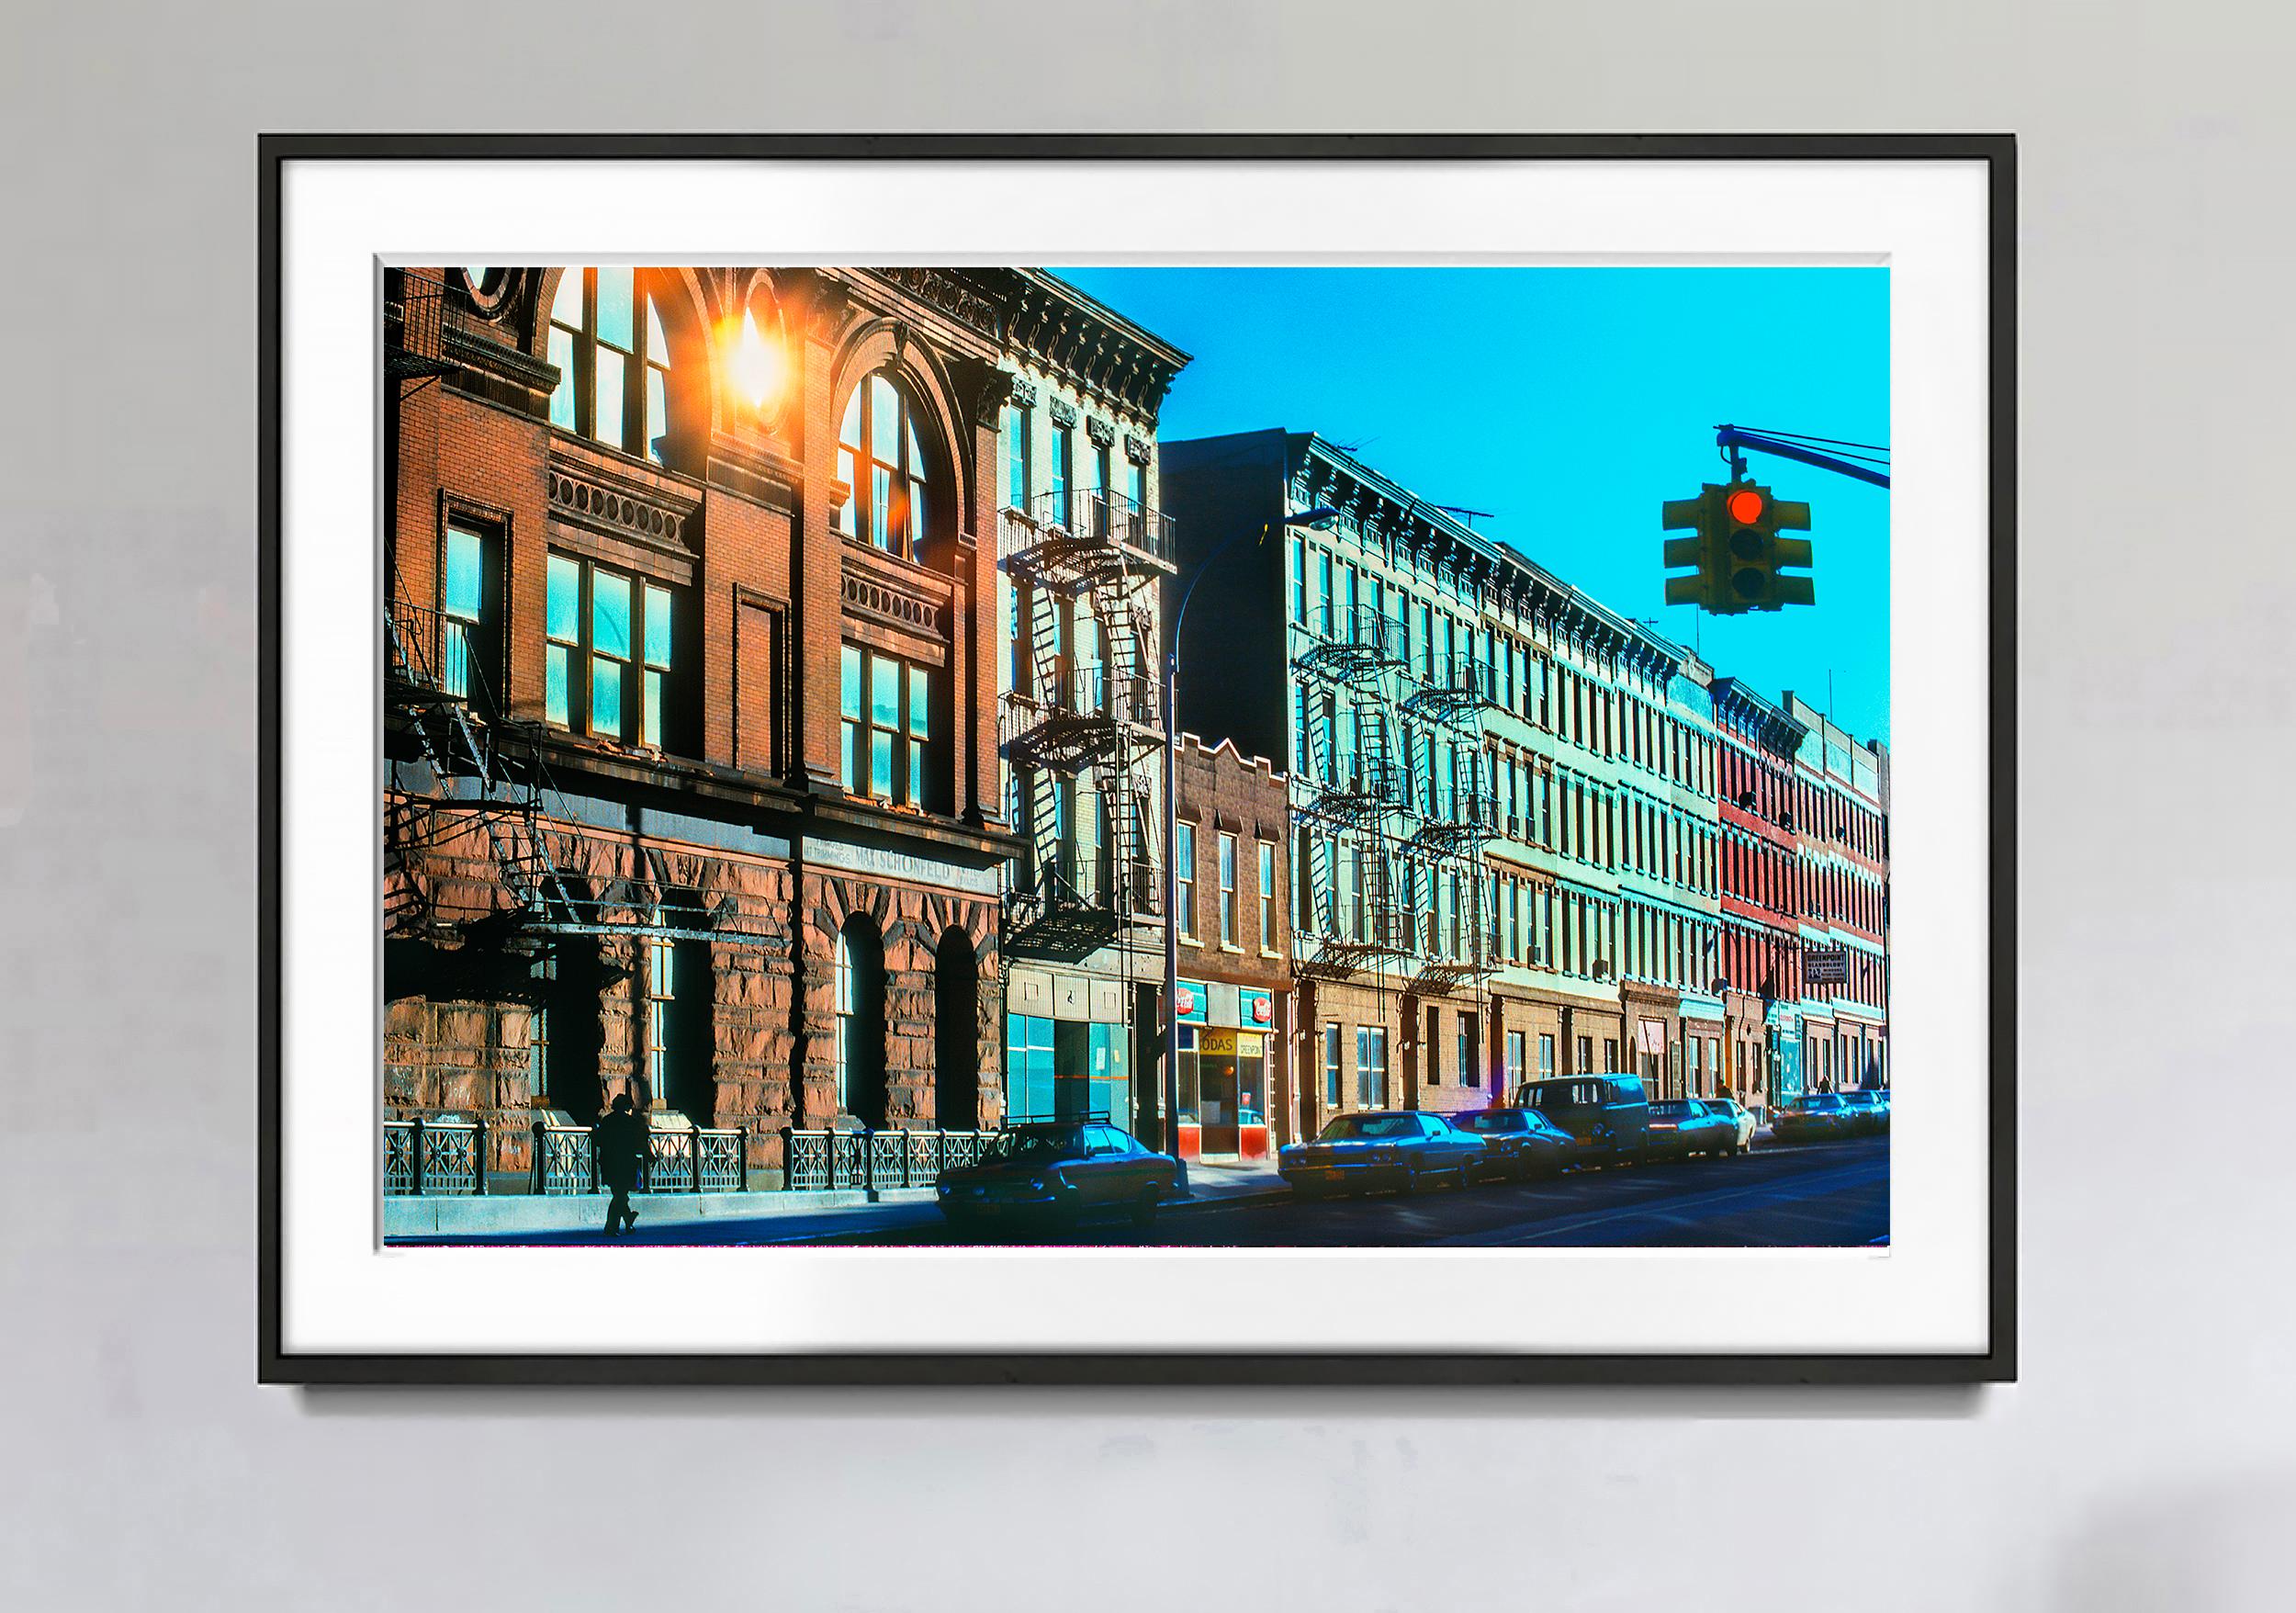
528 1120 750 1195
384 1117 489 1196
782 1127 997 1192
1030 488 1176 567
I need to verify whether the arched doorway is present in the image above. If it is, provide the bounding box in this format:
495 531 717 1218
834 916 886 1127
934 930 980 1130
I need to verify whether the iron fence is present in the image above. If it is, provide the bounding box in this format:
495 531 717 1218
383 1117 488 1196
782 1127 996 1192
529 1120 749 1195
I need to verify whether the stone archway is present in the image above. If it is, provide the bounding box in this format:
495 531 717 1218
933 928 980 1130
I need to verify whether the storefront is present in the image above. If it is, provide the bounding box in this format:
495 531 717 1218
1174 977 1274 1161
1004 965 1133 1128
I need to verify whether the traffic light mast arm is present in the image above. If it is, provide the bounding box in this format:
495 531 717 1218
1716 424 1891 490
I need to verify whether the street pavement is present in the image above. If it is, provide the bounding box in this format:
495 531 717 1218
397 1134 1887 1249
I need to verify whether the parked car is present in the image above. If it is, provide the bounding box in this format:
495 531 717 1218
1511 1074 1651 1165
1706 1095 1759 1151
1451 1107 1575 1181
1771 1091 1853 1143
1278 1111 1487 1198
1644 1098 1742 1161
1840 1088 1891 1134
937 1122 1182 1232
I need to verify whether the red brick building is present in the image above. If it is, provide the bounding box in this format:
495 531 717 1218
1168 733 1294 1156
1711 677 1806 1114
383 265 1059 1184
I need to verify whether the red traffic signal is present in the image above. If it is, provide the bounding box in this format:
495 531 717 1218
1661 479 1815 615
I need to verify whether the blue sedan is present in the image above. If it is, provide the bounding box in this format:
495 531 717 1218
1278 1111 1487 1199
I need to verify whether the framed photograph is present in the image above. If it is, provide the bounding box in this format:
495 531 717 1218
260 133 2015 1384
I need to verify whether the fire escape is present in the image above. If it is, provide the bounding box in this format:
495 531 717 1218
1291 602 1417 984
999 487 1172 964
1402 649 1499 994
381 269 722 964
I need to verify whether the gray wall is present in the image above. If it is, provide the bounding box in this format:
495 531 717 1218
5 2 2290 1607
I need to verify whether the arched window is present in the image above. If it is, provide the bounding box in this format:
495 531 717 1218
547 267 677 466
833 919 887 1125
834 929 855 1110
835 370 931 558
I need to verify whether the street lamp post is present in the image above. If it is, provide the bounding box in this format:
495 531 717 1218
1163 506 1340 1187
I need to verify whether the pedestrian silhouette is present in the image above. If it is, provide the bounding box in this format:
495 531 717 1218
593 1092 646 1237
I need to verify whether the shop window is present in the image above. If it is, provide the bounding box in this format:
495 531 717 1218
544 553 687 751
547 267 678 465
1006 1013 1055 1124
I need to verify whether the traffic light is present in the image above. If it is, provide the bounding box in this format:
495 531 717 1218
1661 479 1815 614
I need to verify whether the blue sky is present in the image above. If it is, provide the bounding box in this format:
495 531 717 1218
1055 265 1890 744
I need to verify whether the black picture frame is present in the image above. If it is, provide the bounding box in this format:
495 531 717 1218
259 132 2016 1387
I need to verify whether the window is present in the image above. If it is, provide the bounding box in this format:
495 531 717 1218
1323 1023 1343 1107
1356 1025 1389 1108
543 554 683 749
1218 831 1239 946
547 267 675 463
644 919 674 1100
1122 457 1146 522
1258 840 1277 951
840 647 934 807
1048 421 1072 525
1002 400 1030 511
1290 536 1307 626
439 523 495 705
1604 1037 1620 1074
1576 1033 1593 1074
834 930 856 1111
835 370 933 558
1425 1006 1442 1084
1538 1032 1556 1078
1505 1030 1526 1090
1459 1011 1480 1089
1175 821 1198 939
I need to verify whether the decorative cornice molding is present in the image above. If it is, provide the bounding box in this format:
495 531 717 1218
841 548 950 639
872 265 1003 337
1122 431 1153 466
1048 396 1078 429
546 450 702 555
1085 415 1115 449
1008 374 1039 409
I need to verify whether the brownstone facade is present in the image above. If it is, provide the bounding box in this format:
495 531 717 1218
383 265 1042 1184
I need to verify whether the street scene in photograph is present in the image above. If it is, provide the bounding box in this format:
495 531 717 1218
381 264 1889 1249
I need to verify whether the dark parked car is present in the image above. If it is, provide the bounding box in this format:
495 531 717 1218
936 1122 1182 1232
1771 1091 1853 1142
1644 1098 1742 1161
1278 1111 1487 1198
1452 1108 1575 1181
1511 1074 1651 1165
1840 1088 1891 1134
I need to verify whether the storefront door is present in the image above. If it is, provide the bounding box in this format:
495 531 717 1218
1197 1028 1241 1157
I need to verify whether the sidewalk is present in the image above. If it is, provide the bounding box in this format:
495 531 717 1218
384 1154 1291 1244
